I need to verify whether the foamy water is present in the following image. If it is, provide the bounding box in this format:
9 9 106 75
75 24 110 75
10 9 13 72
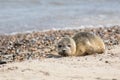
0 0 120 34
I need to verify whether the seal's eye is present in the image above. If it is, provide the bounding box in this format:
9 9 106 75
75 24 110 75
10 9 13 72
58 45 62 48
68 45 71 47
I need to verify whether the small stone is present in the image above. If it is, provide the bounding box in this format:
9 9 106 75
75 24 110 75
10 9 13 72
0 61 6 64
99 58 102 61
105 61 109 63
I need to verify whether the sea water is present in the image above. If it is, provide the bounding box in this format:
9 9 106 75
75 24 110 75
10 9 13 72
0 0 120 34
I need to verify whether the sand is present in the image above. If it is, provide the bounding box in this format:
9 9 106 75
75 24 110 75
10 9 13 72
0 46 120 80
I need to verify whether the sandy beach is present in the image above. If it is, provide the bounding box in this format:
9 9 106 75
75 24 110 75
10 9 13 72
0 45 120 80
0 26 120 80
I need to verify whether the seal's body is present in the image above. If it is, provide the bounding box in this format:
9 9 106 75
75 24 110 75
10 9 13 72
57 32 105 56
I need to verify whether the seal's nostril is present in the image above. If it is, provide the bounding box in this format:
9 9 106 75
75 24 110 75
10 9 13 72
62 50 66 53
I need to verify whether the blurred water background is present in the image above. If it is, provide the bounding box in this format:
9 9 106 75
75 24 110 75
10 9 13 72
0 0 120 34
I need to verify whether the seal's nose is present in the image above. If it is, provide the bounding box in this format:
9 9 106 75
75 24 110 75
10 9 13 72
62 50 66 53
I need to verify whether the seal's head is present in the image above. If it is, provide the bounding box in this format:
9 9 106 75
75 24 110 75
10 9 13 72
57 37 76 56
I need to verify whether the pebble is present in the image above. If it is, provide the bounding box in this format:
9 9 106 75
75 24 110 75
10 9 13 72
105 61 109 63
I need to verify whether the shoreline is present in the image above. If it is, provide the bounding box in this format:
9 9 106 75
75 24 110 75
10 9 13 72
0 25 119 35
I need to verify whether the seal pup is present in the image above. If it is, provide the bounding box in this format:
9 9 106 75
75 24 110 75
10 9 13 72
57 32 105 56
